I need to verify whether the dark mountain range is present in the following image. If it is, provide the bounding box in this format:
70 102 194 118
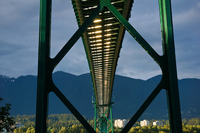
0 71 199 120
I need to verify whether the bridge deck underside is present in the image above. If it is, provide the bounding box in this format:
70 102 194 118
72 0 133 117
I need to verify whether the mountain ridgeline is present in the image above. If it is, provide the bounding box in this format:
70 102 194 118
0 71 199 119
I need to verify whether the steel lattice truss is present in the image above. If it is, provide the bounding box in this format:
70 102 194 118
36 0 183 132
72 0 134 117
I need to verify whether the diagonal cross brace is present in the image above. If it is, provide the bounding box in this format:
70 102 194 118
51 83 96 133
36 0 182 133
51 5 103 69
107 4 162 66
121 81 164 133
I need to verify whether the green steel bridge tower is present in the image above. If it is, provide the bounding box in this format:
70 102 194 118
35 0 183 133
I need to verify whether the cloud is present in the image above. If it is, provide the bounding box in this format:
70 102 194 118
0 0 199 80
116 33 162 80
53 39 89 75
116 0 200 79
50 2 79 58
172 1 200 79
115 0 163 79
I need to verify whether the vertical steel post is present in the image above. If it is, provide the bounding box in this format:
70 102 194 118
159 0 183 132
100 117 107 133
35 0 52 132
110 106 113 133
94 103 97 132
107 1 182 132
94 104 113 133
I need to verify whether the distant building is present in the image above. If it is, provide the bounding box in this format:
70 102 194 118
15 122 24 128
114 119 128 128
153 121 163 126
140 119 149 126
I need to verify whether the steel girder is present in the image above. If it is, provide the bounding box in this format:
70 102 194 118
36 0 182 133
72 0 133 118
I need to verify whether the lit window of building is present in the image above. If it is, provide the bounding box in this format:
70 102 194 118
114 119 128 128
140 119 150 126
153 121 163 126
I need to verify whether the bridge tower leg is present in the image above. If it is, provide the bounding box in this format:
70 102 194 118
35 0 52 132
106 0 183 132
35 0 182 133
35 0 99 132
93 100 114 133
158 0 183 132
99 117 108 133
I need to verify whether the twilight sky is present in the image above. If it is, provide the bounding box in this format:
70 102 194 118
0 0 199 80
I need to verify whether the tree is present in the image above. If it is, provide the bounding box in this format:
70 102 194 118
14 128 20 133
59 126 67 133
128 127 138 133
150 126 159 133
51 127 58 133
0 97 15 132
26 127 35 133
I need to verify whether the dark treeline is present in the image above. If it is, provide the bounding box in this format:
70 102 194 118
14 114 91 133
14 114 200 133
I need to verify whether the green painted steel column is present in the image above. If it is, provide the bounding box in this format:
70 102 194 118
35 0 52 132
100 117 107 133
93 104 114 133
159 0 183 133
94 104 97 132
110 106 113 133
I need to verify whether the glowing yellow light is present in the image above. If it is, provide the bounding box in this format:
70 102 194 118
104 11 111 14
105 29 111 32
95 35 102 38
91 46 102 50
96 43 102 46
105 23 112 26
96 39 102 42
89 35 102 39
89 30 102 34
104 17 114 21
104 42 111 45
95 25 102 28
95 30 102 34
97 49 102 52
87 26 94 29
105 34 112 37
104 48 110 51
104 45 110 48
104 38 111 41
88 32 94 35
93 19 102 23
